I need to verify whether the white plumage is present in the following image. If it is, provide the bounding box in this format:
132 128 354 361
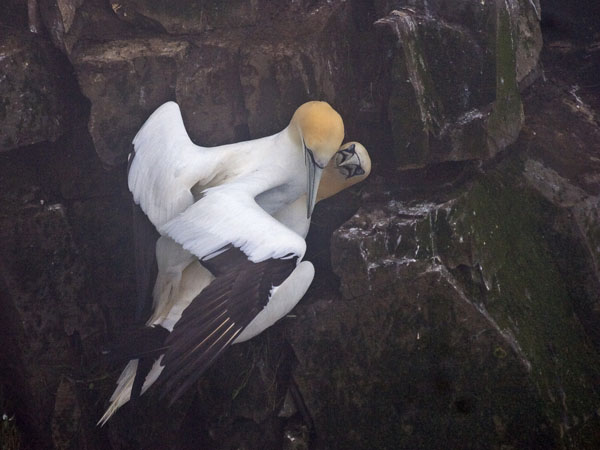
99 98 369 424
128 101 344 262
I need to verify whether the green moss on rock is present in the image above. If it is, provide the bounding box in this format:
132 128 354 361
437 159 600 447
383 0 532 168
486 1 524 154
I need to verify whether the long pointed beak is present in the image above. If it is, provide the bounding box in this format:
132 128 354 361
306 158 324 218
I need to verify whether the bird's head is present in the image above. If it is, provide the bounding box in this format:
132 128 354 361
290 101 345 218
317 141 371 202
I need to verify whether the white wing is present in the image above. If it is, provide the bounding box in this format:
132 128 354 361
160 184 307 263
128 102 220 228
234 260 314 343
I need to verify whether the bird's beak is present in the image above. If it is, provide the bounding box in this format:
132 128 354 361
336 143 358 167
305 147 324 218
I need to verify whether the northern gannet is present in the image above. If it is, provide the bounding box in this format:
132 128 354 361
126 99 345 342
126 99 344 353
98 142 371 424
156 141 371 401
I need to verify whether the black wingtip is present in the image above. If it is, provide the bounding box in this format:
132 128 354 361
152 252 298 405
105 325 170 363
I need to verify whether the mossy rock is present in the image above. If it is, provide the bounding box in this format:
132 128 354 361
381 0 534 167
328 154 600 448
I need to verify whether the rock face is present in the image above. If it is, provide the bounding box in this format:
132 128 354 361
38 0 373 165
327 159 600 448
376 0 540 167
0 31 72 151
1 0 600 449
31 0 541 168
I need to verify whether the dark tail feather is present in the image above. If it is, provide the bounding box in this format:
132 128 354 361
132 201 160 322
103 325 170 364
130 356 156 403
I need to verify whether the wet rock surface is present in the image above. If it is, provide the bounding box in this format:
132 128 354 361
1 0 600 449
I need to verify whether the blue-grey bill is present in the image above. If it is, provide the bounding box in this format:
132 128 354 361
306 158 323 219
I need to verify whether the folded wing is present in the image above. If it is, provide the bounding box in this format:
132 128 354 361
157 252 299 403
160 186 307 263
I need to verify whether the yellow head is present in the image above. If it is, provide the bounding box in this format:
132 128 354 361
291 101 345 166
317 142 371 202
290 101 345 217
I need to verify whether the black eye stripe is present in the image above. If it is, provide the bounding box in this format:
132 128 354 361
305 147 326 169
340 164 365 179
339 150 352 163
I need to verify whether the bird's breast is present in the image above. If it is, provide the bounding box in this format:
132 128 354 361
255 178 305 215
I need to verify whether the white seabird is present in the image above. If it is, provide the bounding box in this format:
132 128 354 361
123 99 345 350
98 142 371 424
153 142 371 337
116 100 344 342
156 142 371 402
